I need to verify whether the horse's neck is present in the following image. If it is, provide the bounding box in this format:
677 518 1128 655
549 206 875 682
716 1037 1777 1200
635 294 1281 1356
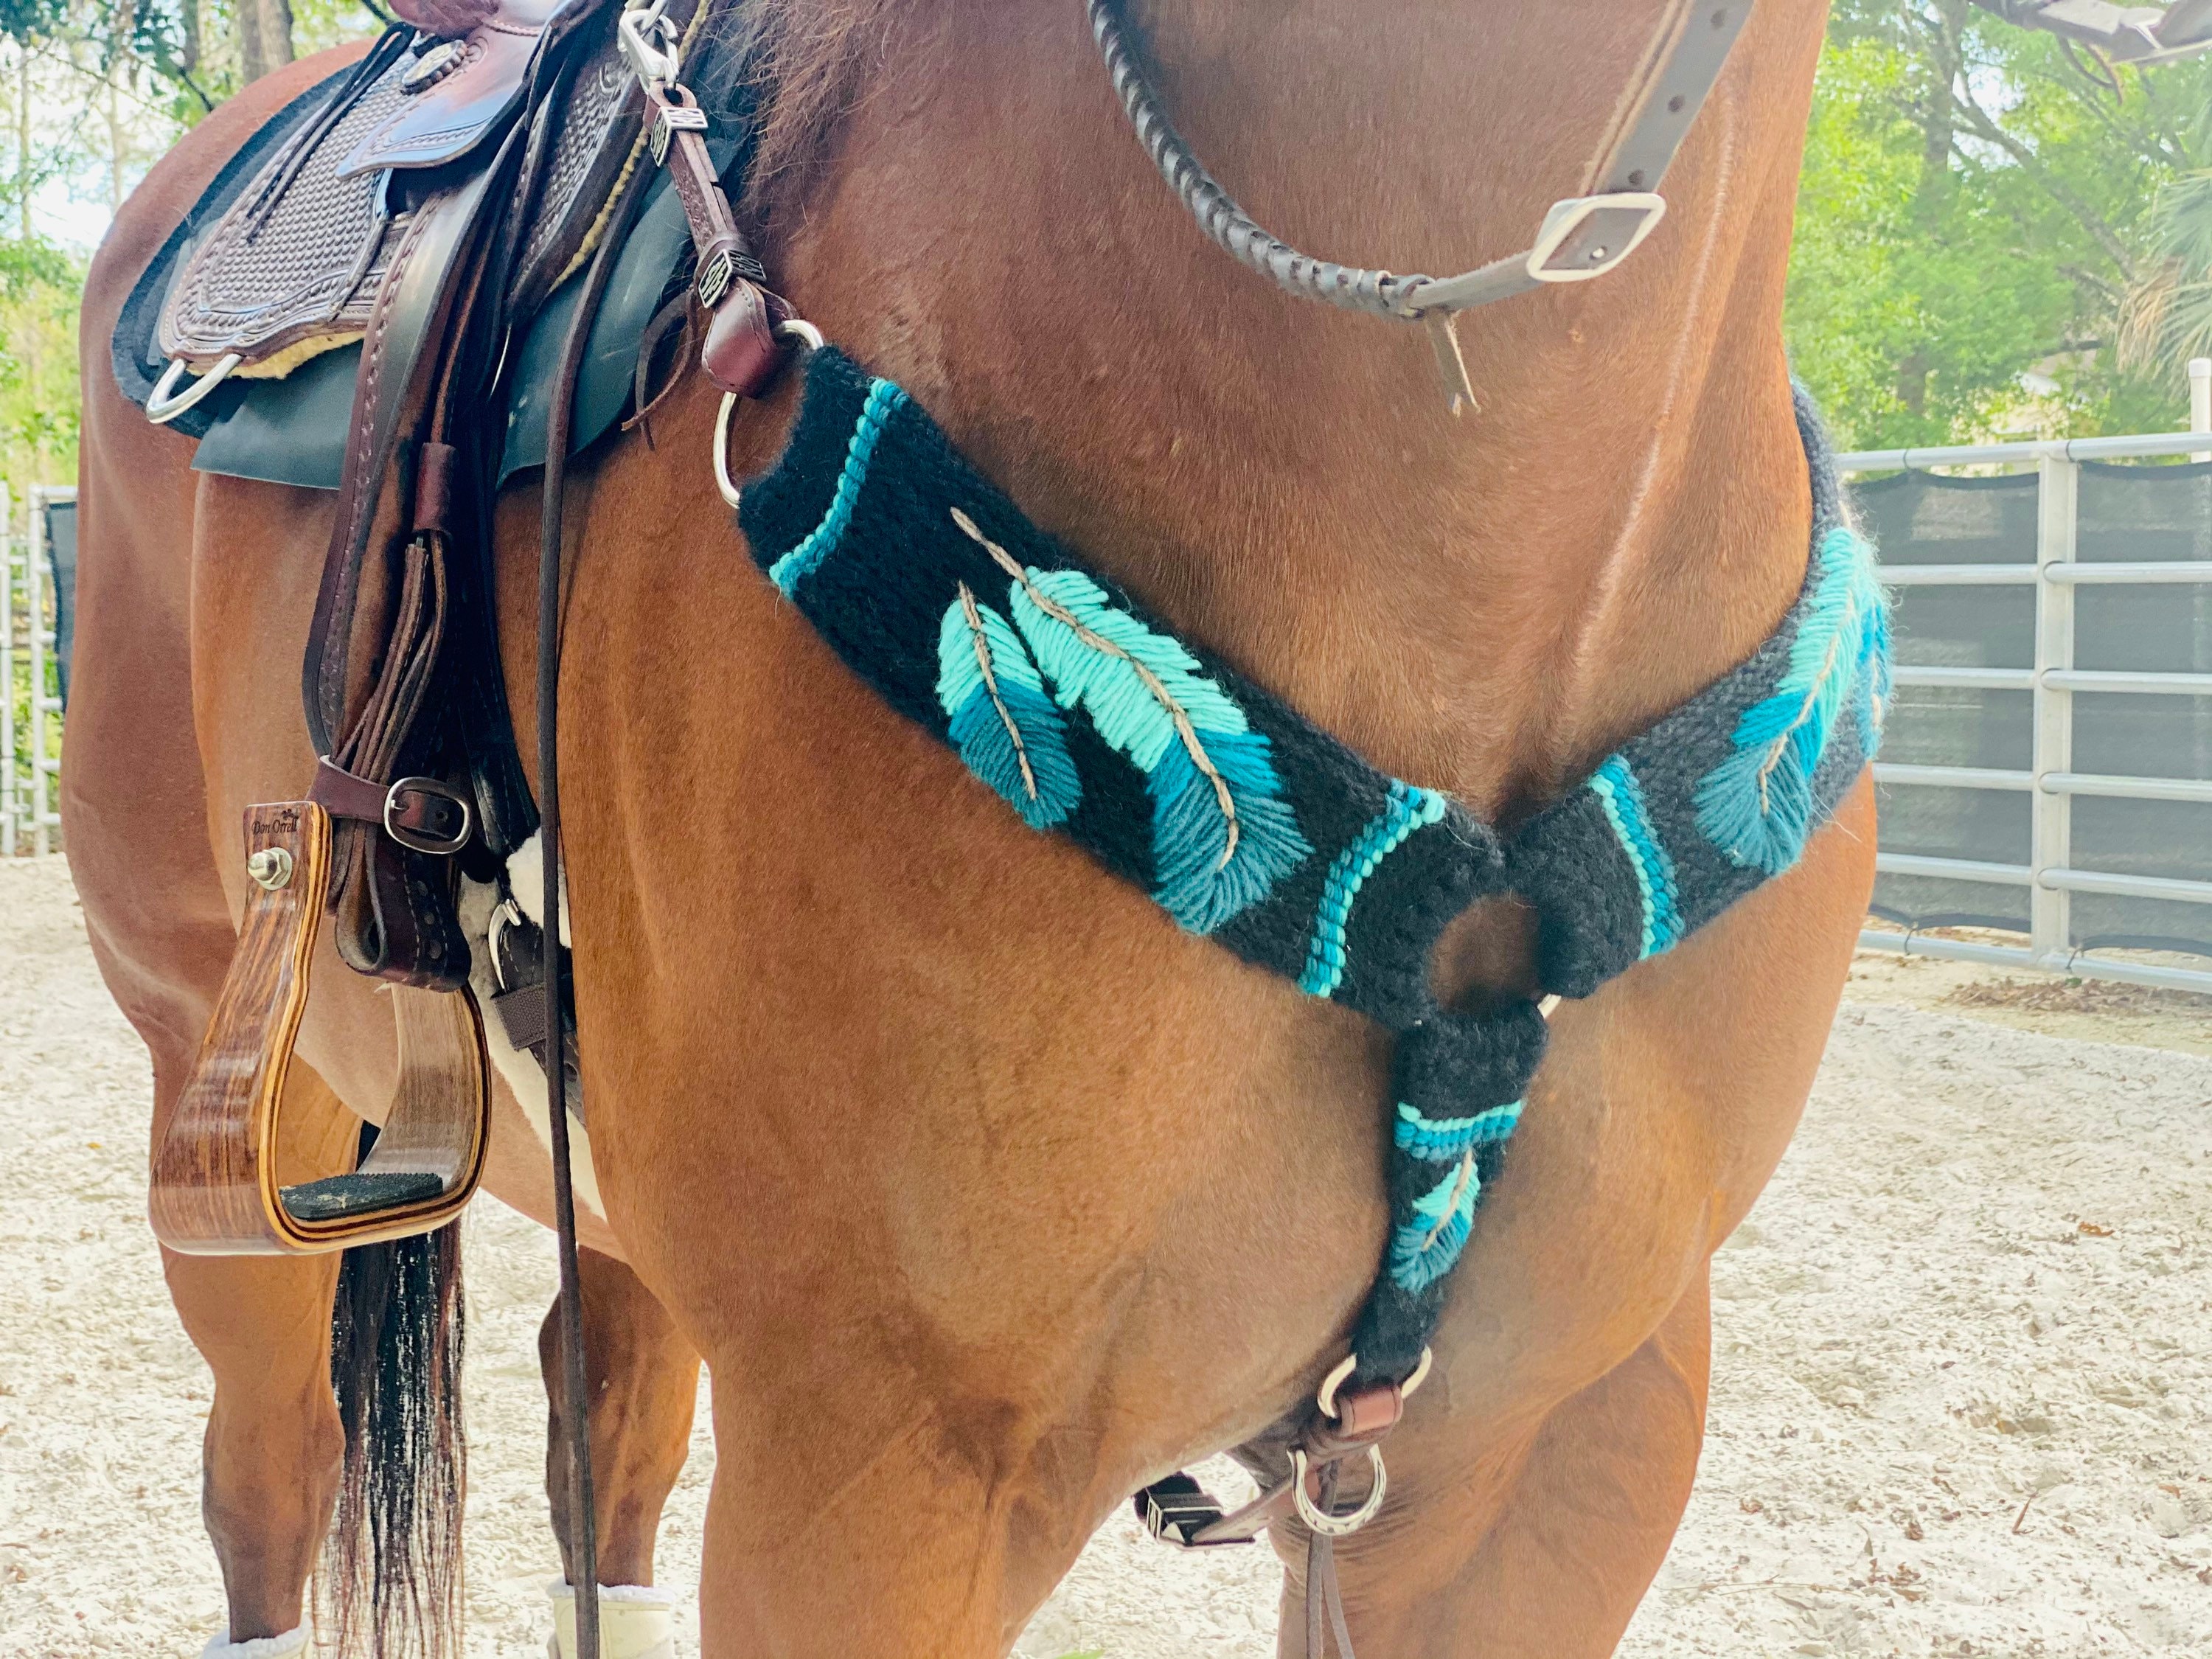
779 0 1827 810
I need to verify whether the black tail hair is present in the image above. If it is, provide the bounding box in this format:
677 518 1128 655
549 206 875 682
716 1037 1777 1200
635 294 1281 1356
324 1220 467 1659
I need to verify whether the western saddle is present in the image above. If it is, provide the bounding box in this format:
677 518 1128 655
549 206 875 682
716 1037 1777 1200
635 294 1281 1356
129 0 785 1253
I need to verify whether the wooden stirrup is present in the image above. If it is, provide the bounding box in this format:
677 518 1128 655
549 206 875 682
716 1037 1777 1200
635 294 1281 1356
150 799 490 1255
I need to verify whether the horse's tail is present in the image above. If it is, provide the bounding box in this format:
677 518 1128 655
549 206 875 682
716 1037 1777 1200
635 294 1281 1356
324 1221 468 1659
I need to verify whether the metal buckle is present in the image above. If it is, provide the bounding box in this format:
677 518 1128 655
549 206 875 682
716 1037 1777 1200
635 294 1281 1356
1523 192 1669 284
487 896 525 992
1141 1487 1234 1548
383 777 473 855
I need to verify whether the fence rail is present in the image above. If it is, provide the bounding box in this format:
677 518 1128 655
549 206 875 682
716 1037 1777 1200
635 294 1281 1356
1840 430 2212 995
3 484 72 858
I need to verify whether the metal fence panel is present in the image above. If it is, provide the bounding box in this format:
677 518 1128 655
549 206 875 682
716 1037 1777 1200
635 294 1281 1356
4 484 70 858
1843 437 2212 991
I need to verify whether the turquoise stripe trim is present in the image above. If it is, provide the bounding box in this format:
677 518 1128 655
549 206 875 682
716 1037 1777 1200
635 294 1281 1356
1589 755 1681 959
768 378 908 596
1394 1099 1523 1160
1297 782 1448 998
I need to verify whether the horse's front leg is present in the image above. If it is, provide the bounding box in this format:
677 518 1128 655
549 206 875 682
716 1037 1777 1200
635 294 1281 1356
1273 1270 1712 1659
160 1063 358 1655
541 1248 703 1659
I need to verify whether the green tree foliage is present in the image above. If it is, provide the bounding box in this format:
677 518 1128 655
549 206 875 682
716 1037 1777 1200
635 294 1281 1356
1787 0 2212 448
0 232 80 481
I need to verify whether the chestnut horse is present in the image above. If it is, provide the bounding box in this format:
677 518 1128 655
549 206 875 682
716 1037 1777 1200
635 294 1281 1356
67 1 1871 1654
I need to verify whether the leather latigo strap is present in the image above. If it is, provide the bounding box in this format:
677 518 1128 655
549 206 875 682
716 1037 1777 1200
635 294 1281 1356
485 903 584 1124
301 148 516 988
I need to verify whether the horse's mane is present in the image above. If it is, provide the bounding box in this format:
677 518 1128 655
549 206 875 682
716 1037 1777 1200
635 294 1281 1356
704 0 911 219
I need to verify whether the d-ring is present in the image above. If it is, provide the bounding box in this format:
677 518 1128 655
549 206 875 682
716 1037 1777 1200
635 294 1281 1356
714 391 743 509
145 353 241 425
776 317 825 352
1290 1445 1388 1537
1314 1346 1431 1419
711 319 828 511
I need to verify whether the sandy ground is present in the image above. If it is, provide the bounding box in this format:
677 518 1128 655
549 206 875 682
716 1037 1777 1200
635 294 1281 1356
2 857 2208 1658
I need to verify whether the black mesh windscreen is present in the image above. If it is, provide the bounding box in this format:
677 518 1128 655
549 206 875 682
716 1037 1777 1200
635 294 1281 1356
44 498 75 710
1850 463 2212 961
2070 465 2212 955
1854 470 2040 934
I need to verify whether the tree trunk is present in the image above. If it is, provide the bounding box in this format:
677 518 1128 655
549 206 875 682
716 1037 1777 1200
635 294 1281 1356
238 0 295 83
1896 0 1971 419
15 49 30 243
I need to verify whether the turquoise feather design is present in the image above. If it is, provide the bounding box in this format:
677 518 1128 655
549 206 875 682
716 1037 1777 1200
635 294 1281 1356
1694 527 1889 877
1387 1153 1479 1294
935 584 1082 830
952 509 1312 932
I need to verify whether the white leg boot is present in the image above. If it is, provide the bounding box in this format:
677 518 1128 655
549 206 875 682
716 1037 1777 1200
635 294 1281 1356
199 1627 308 1659
548 1582 678 1659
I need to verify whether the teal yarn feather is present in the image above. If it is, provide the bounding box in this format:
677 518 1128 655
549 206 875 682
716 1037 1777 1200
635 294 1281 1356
1694 526 1888 877
935 585 1082 830
1387 1155 1480 1294
972 531 1310 933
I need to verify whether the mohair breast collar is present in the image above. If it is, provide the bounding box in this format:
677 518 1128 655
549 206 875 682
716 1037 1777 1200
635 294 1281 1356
739 347 1890 1386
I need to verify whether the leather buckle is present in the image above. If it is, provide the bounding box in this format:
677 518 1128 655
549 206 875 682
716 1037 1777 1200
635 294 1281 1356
383 776 473 855
1523 192 1668 284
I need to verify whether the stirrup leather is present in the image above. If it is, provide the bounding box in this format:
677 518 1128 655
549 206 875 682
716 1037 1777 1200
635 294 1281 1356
150 800 490 1254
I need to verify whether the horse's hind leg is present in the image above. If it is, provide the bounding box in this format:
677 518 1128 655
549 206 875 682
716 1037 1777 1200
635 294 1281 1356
161 1064 359 1646
540 1248 702 1652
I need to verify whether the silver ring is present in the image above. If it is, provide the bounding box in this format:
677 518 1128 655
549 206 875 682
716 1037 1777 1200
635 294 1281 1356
145 353 241 425
712 320 825 511
1290 1445 1388 1537
714 392 742 509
